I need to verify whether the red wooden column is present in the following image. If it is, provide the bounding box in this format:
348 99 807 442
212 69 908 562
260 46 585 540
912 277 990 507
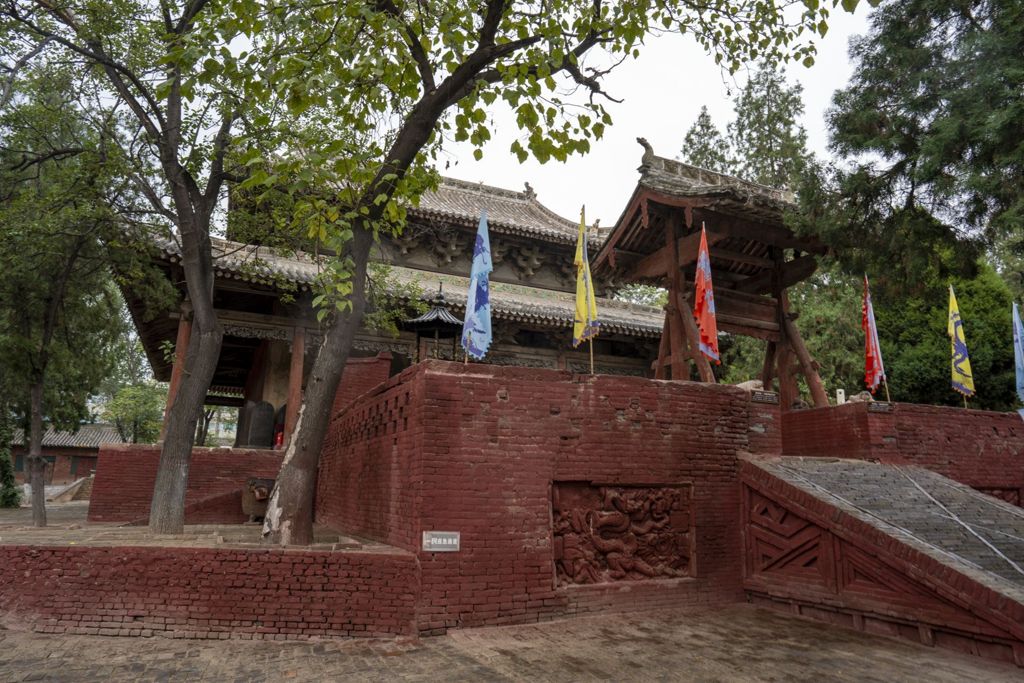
161 308 193 439
283 326 305 446
664 215 714 383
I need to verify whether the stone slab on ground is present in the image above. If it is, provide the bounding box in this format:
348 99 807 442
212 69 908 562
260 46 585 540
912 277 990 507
0 604 1018 682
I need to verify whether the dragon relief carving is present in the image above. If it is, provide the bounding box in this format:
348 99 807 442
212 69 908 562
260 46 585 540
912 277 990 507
553 484 691 585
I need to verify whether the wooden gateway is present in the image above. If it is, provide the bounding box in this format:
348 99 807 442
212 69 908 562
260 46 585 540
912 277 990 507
592 140 830 409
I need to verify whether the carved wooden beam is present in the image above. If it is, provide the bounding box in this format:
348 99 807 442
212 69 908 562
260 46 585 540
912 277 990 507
632 230 729 280
693 210 829 255
734 255 818 295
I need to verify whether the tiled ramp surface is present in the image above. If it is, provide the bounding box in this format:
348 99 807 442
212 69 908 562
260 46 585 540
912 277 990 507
741 456 1024 667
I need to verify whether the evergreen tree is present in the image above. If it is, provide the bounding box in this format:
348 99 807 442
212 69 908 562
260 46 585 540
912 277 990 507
680 106 732 173
729 66 809 188
829 0 1024 245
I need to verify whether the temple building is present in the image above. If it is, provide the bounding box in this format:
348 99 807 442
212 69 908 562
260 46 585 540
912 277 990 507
126 143 827 449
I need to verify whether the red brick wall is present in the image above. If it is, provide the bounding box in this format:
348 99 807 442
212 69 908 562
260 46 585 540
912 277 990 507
88 445 283 523
316 360 782 634
11 447 99 485
783 403 1024 502
0 545 417 639
317 364 425 551
330 352 394 415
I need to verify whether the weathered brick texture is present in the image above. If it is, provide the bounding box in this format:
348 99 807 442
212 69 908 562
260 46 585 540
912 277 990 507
0 546 417 639
87 353 394 525
87 446 283 523
329 352 394 415
316 360 782 634
783 403 1024 503
740 459 1024 667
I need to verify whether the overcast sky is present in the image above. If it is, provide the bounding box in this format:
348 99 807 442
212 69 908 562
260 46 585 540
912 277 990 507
438 5 872 228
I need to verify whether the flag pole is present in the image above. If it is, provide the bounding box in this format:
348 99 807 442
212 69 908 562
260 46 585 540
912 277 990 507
589 338 594 375
963 395 968 409
883 378 892 403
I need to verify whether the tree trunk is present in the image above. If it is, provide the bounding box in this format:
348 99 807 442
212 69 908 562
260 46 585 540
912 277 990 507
262 228 373 545
195 408 215 446
147 323 223 533
28 380 46 527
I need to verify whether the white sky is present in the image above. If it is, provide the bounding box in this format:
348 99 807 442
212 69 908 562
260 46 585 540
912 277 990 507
439 5 872 227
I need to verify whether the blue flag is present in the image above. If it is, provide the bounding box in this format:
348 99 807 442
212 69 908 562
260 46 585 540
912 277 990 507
462 211 492 360
1013 303 1024 418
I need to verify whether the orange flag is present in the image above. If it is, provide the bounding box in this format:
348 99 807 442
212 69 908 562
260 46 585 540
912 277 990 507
693 225 720 363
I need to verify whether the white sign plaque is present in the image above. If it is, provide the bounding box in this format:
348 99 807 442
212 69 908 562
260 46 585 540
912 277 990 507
422 531 461 552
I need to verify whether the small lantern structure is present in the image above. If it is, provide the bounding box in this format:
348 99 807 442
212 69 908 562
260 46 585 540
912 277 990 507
403 284 463 362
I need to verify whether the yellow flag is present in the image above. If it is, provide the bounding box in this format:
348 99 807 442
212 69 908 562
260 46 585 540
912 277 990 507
573 207 599 347
948 285 975 397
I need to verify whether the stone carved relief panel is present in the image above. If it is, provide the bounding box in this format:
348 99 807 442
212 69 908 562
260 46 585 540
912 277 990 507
552 482 692 586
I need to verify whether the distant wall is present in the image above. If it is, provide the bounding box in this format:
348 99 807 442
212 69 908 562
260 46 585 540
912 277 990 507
11 448 99 486
316 360 783 634
0 545 417 639
783 403 1024 504
86 353 395 524
87 445 282 523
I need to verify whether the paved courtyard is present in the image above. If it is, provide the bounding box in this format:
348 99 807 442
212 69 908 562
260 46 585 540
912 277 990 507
0 604 1019 682
2 503 1021 681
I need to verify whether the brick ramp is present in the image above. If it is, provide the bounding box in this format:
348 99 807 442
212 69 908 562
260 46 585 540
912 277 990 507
741 456 1024 666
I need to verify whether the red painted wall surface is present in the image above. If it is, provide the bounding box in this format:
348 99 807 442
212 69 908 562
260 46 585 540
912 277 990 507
85 354 394 524
783 403 1024 504
0 545 417 639
330 352 394 415
87 445 283 523
316 360 782 634
740 460 1024 667
11 447 98 485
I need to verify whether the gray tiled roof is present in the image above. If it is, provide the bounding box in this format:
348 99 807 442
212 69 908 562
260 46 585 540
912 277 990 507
625 147 796 228
11 423 123 449
416 177 591 244
153 237 663 337
755 456 1024 602
153 176 599 291
155 235 325 289
391 267 663 338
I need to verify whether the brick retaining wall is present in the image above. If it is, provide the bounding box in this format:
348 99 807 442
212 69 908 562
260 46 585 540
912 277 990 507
88 446 283 523
316 360 782 633
783 403 1024 503
0 545 417 639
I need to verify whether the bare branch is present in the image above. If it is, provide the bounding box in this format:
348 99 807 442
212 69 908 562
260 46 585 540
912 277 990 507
8 147 85 172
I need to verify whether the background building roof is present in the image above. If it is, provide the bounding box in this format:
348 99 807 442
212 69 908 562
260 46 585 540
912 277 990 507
11 424 124 450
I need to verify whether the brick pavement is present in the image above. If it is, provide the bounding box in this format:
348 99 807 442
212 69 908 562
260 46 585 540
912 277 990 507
1 605 1018 682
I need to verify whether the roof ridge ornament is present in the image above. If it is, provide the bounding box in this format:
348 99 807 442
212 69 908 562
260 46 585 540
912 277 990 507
636 137 655 171
523 181 536 199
